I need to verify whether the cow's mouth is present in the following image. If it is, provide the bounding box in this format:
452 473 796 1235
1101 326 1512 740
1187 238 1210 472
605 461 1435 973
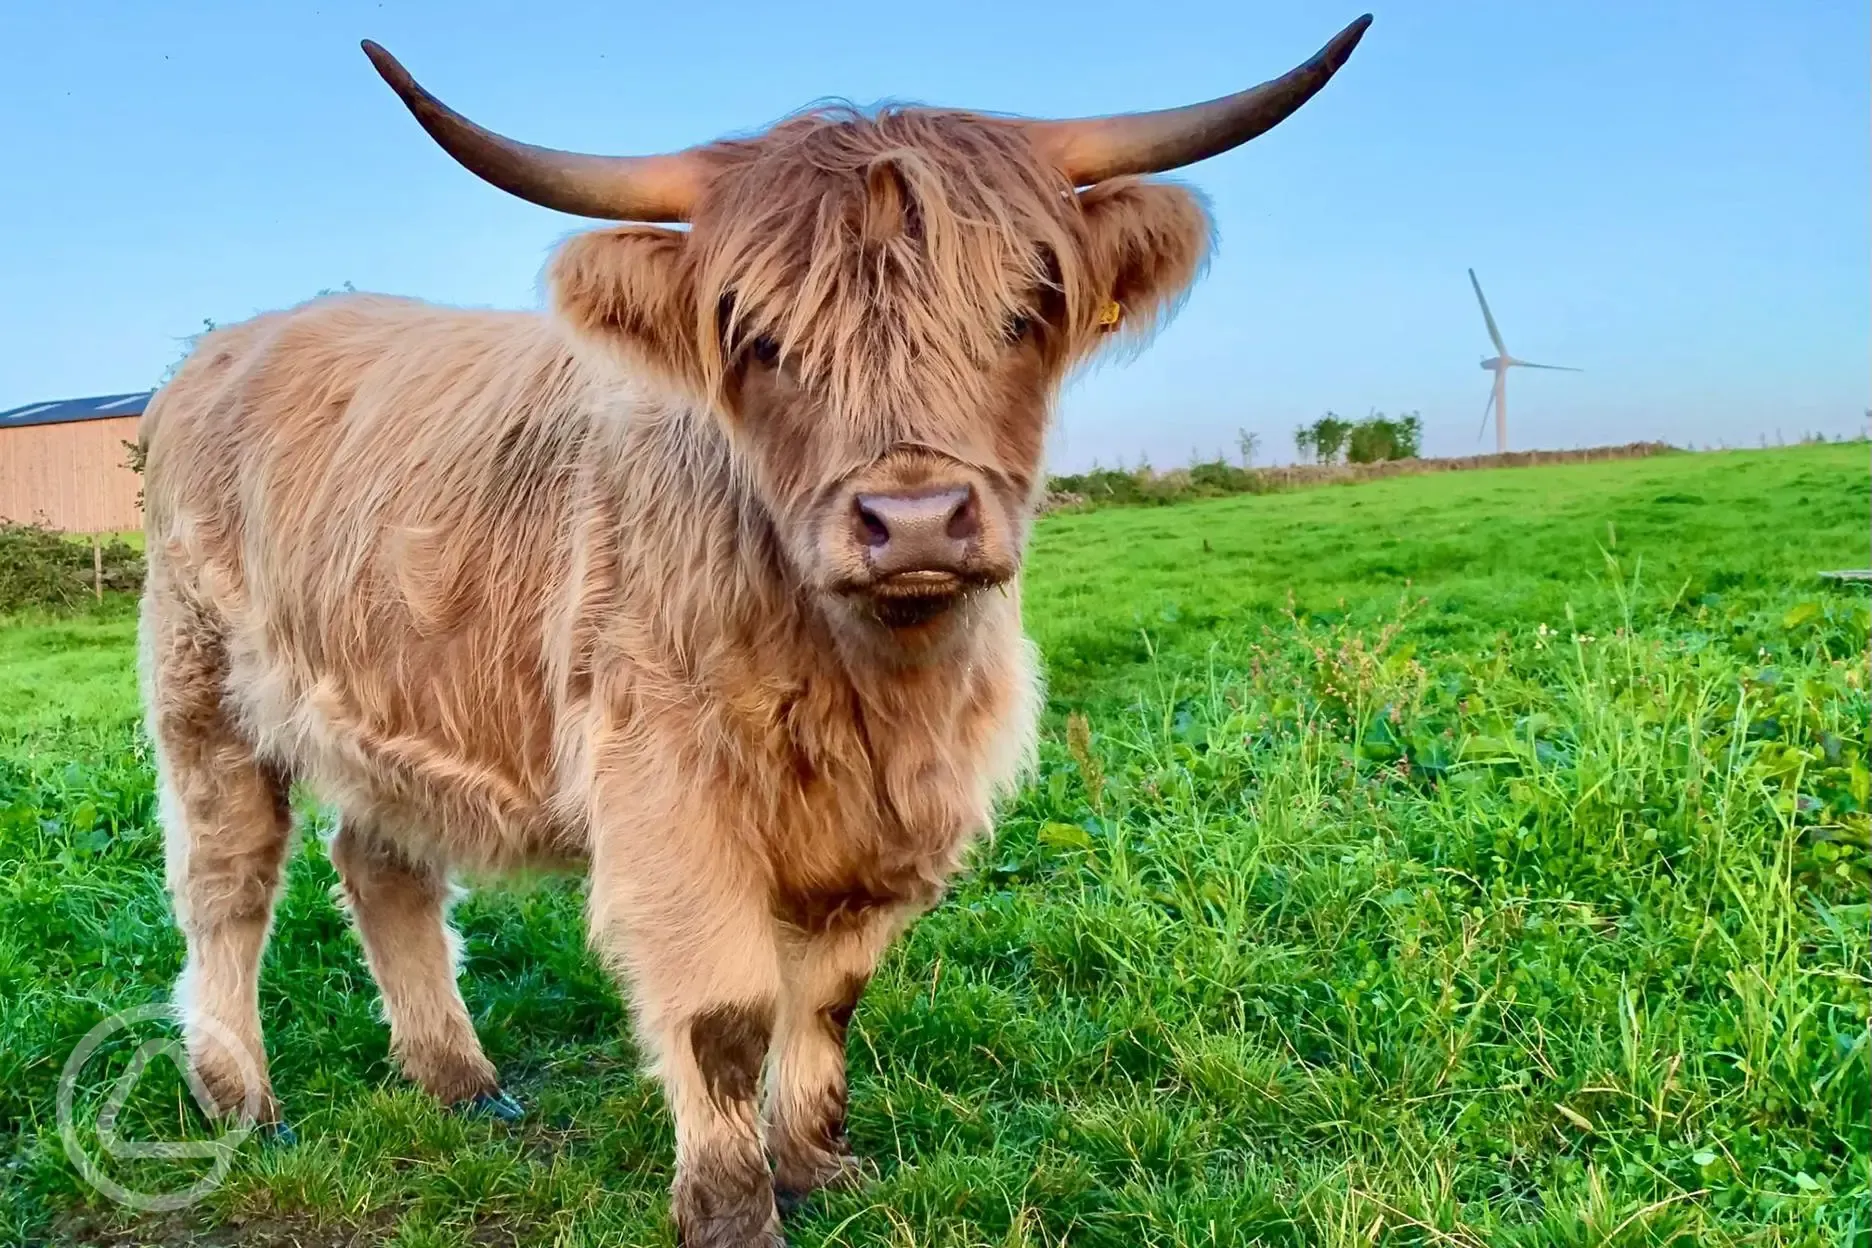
866 571 966 629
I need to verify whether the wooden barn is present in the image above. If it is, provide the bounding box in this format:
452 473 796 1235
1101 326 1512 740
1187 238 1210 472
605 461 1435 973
0 392 150 534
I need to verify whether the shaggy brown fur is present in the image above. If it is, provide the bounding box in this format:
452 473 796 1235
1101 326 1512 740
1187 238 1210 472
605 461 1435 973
141 107 1209 1244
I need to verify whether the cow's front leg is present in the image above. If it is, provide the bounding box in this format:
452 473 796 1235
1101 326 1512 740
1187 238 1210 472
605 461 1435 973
768 904 911 1213
589 820 783 1248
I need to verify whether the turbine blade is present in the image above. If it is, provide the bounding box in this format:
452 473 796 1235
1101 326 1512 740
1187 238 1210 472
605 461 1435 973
1510 359 1582 371
1477 385 1496 440
1469 268 1506 355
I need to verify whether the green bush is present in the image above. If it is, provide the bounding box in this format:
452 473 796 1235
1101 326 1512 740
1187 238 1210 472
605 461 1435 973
0 523 143 615
1048 460 1274 509
1297 411 1423 464
1346 411 1423 463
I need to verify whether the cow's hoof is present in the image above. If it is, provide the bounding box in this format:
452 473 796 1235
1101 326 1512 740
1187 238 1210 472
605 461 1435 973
821 1153 877 1191
776 1153 875 1217
256 1119 298 1148
458 1089 525 1123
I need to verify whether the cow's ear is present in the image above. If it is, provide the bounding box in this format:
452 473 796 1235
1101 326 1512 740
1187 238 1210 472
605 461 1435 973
1074 179 1213 351
550 226 703 392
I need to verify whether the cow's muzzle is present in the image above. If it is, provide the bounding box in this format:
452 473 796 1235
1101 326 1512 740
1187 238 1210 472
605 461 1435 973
846 485 986 628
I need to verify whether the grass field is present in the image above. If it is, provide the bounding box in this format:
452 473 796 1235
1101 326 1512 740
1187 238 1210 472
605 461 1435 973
2 444 1866 1246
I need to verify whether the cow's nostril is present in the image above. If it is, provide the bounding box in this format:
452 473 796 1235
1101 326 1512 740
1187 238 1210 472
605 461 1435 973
853 498 892 548
945 488 980 542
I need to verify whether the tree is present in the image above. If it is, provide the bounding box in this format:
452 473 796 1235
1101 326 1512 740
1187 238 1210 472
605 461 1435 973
1236 428 1260 468
1296 413 1352 464
1346 411 1424 464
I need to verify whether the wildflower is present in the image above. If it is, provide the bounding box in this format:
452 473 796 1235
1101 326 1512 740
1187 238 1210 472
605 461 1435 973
1065 712 1105 813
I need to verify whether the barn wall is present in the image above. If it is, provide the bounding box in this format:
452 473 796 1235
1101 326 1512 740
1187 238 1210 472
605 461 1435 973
0 416 143 533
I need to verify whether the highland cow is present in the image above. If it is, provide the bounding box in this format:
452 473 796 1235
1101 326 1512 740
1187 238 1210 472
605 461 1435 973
140 18 1369 1244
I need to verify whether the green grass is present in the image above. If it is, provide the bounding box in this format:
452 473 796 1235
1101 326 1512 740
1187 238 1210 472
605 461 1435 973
2 444 1867 1246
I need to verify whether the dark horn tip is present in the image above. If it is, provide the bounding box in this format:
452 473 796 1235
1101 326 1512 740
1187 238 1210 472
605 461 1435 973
359 39 407 88
1332 14 1374 58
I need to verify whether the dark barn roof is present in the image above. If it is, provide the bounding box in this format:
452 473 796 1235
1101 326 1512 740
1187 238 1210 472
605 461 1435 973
0 392 152 431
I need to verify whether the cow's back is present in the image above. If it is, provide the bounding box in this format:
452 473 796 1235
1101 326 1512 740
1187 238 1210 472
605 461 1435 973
141 295 603 864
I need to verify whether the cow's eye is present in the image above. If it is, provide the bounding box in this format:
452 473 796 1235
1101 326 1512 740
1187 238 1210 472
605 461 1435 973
1003 314 1033 344
749 335 781 367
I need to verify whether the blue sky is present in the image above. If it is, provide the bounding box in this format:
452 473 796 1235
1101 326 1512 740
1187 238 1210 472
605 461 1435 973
2 1 1865 468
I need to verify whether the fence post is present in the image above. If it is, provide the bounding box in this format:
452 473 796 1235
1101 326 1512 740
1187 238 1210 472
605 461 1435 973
93 534 103 602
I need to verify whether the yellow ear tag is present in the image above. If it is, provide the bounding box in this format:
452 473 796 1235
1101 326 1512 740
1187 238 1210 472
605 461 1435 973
1095 300 1124 333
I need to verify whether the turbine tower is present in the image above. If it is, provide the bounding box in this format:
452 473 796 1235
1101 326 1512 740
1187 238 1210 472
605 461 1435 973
1469 268 1579 454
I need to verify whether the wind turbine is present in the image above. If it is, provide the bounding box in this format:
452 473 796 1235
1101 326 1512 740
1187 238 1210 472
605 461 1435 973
1469 268 1579 454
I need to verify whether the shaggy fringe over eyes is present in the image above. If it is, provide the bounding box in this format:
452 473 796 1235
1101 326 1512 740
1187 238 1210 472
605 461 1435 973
549 108 1216 434
690 109 1096 417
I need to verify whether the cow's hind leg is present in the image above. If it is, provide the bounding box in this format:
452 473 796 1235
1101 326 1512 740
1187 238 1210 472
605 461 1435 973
767 909 906 1213
328 821 507 1111
150 615 294 1126
591 829 784 1247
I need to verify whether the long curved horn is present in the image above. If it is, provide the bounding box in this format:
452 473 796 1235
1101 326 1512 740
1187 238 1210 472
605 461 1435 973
361 41 706 222
1024 15 1372 186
